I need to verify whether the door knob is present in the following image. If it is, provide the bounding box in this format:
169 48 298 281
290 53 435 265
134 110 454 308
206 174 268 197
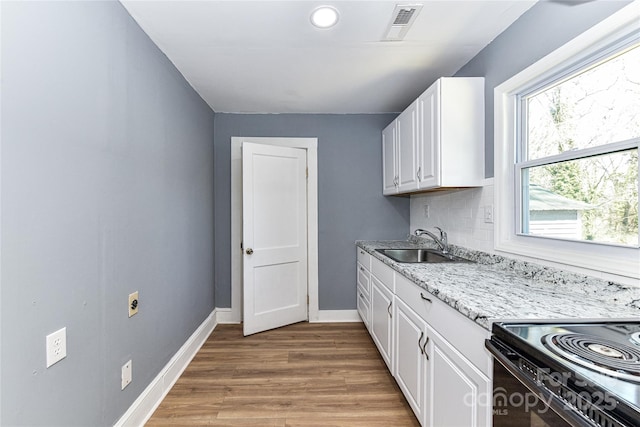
246 248 254 255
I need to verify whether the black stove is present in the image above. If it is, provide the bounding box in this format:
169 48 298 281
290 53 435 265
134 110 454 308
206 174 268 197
487 321 640 427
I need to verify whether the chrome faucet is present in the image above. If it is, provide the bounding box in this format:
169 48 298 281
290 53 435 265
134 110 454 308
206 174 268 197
414 227 449 254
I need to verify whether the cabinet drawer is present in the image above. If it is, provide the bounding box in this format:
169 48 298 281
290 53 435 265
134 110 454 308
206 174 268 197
357 262 370 299
356 247 371 270
395 273 491 376
357 281 369 302
371 256 394 292
357 284 370 328
395 273 435 322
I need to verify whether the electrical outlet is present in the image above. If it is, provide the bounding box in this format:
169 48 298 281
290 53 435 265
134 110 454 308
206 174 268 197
424 204 430 219
484 205 494 224
128 291 139 317
46 327 67 368
121 360 132 390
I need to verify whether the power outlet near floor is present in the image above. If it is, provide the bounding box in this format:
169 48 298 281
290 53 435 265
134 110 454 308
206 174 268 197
46 327 67 368
128 291 139 317
121 360 132 390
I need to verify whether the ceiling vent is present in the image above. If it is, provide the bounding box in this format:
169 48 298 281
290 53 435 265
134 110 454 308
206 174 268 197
383 4 423 41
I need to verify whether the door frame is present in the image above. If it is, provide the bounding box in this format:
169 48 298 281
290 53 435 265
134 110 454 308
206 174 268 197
230 137 319 323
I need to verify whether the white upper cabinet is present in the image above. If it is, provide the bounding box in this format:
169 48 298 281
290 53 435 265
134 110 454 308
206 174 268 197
397 101 419 193
382 77 484 195
416 83 439 188
382 120 398 195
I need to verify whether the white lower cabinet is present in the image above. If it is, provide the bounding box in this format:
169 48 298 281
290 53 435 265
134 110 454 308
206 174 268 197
370 274 394 370
356 268 371 329
426 327 491 427
357 248 491 427
395 298 491 427
394 297 428 422
356 248 372 329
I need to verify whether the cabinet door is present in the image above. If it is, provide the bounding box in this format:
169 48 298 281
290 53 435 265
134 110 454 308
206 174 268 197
417 81 440 189
397 101 418 193
382 121 397 195
370 275 394 370
394 297 428 424
426 327 491 427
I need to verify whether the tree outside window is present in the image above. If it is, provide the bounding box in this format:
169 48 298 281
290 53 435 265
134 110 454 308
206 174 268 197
519 44 639 246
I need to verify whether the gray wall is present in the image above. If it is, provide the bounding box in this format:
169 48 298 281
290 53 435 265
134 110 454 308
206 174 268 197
455 0 631 178
1 1 215 426
214 113 409 309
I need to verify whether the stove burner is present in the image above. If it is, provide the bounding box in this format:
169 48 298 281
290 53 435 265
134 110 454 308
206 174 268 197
587 343 624 358
630 332 640 346
542 333 640 383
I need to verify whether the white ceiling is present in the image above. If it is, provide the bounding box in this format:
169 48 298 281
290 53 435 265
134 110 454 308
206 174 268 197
120 0 537 114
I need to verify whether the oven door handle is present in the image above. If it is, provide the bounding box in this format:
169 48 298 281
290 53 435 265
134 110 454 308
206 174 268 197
485 339 599 427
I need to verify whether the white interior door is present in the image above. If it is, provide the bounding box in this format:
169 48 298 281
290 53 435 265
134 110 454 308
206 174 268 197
242 142 308 336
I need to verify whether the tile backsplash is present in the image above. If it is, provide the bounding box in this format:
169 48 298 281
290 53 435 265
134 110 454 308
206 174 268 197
409 180 494 253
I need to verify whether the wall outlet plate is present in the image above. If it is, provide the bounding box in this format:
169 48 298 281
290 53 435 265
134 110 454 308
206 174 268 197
121 360 132 389
484 205 494 224
46 327 67 368
128 291 139 317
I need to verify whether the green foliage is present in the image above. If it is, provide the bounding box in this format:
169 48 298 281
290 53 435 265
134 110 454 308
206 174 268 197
528 84 638 245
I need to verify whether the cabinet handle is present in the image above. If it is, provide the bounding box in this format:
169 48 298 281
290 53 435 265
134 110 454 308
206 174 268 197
420 293 432 303
359 266 364 272
416 166 421 180
387 301 393 318
359 292 364 298
423 336 430 360
418 331 424 355
360 250 365 255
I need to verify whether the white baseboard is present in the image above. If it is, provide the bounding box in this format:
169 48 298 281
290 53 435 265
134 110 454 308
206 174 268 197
215 307 241 324
215 308 361 324
313 309 362 323
114 310 217 427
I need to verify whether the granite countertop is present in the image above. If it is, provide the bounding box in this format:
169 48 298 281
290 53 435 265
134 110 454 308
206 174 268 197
356 239 640 330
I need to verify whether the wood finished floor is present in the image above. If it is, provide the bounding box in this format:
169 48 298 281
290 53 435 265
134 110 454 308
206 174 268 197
146 322 420 427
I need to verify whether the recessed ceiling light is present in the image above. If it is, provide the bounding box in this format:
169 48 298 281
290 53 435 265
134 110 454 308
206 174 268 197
310 6 339 29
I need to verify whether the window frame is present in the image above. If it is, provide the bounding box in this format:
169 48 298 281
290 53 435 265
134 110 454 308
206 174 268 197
494 1 640 282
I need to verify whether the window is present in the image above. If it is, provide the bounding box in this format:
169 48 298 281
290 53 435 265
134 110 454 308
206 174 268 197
494 3 640 281
517 44 639 247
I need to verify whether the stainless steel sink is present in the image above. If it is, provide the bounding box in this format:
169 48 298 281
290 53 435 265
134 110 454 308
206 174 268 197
376 248 472 263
